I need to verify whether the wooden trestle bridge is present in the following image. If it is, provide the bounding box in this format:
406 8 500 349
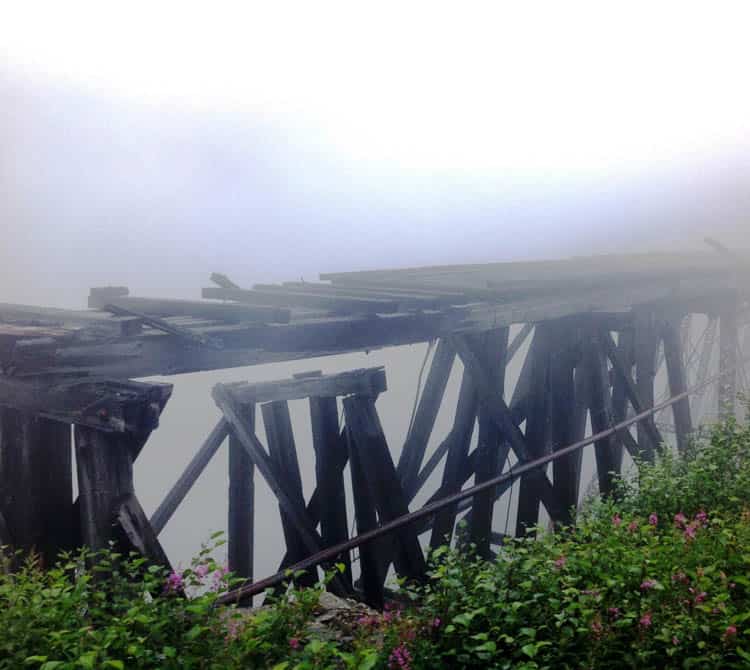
0 250 748 606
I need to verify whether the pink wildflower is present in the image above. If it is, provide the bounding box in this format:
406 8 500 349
672 571 689 584
694 591 708 604
554 555 567 570
639 612 653 628
591 619 604 638
640 580 656 591
730 583 737 590
695 510 708 526
432 617 442 628
389 643 412 670
289 637 301 650
649 513 658 526
612 513 622 527
672 636 679 645
674 512 687 528
627 520 639 533
194 563 210 579
725 625 738 639
608 607 620 619
684 523 698 541
165 571 183 592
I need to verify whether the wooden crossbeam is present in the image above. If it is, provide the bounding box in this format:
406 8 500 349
202 286 400 314
256 283 447 310
661 318 693 452
115 493 172 571
226 367 386 404
0 376 172 434
450 334 568 525
228 404 255 581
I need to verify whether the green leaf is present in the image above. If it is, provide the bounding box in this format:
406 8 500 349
103 662 124 670
24 658 48 666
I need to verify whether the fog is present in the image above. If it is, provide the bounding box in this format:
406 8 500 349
2 2 749 577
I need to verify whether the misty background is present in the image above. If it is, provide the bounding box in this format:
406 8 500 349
1 2 749 577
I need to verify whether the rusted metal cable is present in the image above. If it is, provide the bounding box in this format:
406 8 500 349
216 358 744 605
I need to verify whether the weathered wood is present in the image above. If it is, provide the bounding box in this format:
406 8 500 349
75 426 136 553
0 409 73 566
469 328 509 556
228 405 255 581
450 334 567 525
691 316 718 422
633 310 660 458
262 401 317 587
719 296 739 417
610 329 633 465
0 376 172 434
346 426 385 608
309 396 352 587
150 420 230 535
258 282 447 309
397 339 455 490
210 273 241 289
115 493 172 570
601 329 663 458
507 323 533 362
343 396 426 582
515 324 552 535
88 294 290 324
550 325 581 513
430 370 478 547
227 367 386 405
586 334 619 495
202 286 399 314
661 318 693 452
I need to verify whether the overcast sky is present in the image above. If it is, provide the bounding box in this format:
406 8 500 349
1 2 748 577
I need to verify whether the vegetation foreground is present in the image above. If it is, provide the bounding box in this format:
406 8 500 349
4 417 750 669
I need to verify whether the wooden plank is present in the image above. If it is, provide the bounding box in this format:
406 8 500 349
450 334 567 526
587 334 619 495
719 296 739 417
228 405 255 581
0 376 172 434
469 328 509 556
210 273 240 289
115 493 172 570
661 317 693 452
88 294 290 324
262 401 317 587
430 370 478 548
343 396 426 583
74 426 136 553
202 287 399 314
255 283 446 309
346 426 385 608
309 396 352 587
150 419 230 535
610 329 633 467
227 367 387 404
397 339 455 490
516 324 552 535
0 409 73 567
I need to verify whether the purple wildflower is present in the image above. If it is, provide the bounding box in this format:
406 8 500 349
648 513 658 526
165 571 183 592
640 580 656 591
674 512 687 528
612 513 622 527
554 555 567 570
389 643 412 670
695 510 708 525
289 637 301 650
639 612 653 628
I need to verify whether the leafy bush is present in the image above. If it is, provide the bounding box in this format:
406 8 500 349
4 417 750 668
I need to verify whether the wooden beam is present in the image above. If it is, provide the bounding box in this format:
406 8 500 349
633 310 660 458
0 376 172 434
343 396 426 583
430 370 478 548
115 493 172 571
309 396 352 587
210 273 240 289
150 420 230 535
228 404 255 581
255 283 446 310
88 294 290 324
469 328 509 556
202 286 400 314
661 317 693 452
226 367 386 404
719 296 739 417
449 334 568 526
0 409 73 567
610 329 633 467
262 400 317 587
397 339 455 491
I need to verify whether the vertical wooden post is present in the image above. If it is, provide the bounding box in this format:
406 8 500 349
75 426 135 553
0 409 72 567
550 325 580 513
309 396 352 587
662 316 693 452
586 333 619 496
633 309 659 458
469 328 509 557
719 296 739 418
228 404 255 581
610 328 634 463
262 400 317 587
516 325 552 536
